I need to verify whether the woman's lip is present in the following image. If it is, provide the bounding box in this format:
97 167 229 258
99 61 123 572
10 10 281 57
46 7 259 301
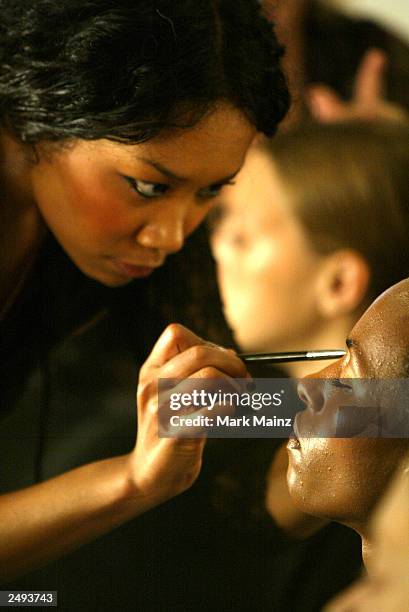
115 261 160 278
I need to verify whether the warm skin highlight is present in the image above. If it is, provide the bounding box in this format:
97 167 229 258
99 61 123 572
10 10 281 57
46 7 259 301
325 454 409 611
0 106 256 578
287 279 409 567
211 144 363 378
0 0 289 584
1 104 255 306
212 122 409 379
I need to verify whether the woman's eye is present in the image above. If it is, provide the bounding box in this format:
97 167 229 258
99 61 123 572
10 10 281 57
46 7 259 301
198 181 235 200
124 177 168 199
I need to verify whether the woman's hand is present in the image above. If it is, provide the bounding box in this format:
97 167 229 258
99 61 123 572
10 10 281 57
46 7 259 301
128 324 249 505
0 324 248 582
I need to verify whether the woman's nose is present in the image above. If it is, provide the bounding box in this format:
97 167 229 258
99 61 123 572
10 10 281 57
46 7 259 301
136 212 185 254
297 377 325 412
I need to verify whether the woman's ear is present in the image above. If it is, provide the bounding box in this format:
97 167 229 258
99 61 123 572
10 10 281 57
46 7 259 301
315 250 370 319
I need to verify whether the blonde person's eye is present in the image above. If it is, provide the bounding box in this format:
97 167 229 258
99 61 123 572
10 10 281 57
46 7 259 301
230 231 248 248
123 176 169 199
198 180 236 200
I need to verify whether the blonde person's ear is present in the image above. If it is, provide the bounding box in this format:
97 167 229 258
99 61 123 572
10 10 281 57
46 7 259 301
315 250 370 319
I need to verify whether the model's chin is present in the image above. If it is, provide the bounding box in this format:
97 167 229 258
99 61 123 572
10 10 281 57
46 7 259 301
286 456 299 488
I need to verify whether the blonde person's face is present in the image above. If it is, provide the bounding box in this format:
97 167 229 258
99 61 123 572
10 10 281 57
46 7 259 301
210 146 324 352
28 104 255 286
325 463 409 612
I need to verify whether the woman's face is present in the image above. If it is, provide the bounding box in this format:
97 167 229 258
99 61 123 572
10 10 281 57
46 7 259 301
27 104 255 286
210 146 325 352
287 279 409 527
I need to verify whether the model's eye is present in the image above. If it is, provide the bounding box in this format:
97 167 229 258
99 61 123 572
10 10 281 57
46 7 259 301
198 181 235 200
124 177 169 199
330 379 353 390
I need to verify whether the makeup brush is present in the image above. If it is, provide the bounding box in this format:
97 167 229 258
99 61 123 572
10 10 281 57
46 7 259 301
239 350 346 364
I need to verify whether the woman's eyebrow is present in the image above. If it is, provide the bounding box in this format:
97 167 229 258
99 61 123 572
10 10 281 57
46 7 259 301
134 156 243 185
135 157 187 182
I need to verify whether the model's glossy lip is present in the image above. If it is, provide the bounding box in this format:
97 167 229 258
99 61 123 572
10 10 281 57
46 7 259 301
115 260 163 278
287 413 302 451
293 412 302 440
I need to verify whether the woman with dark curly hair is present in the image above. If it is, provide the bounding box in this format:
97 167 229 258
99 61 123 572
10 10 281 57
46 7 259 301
0 0 289 580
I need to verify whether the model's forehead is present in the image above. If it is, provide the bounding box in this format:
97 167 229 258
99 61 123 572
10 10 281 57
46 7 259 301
350 280 409 376
356 280 409 334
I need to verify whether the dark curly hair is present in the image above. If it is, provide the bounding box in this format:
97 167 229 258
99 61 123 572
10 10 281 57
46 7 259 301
0 0 289 144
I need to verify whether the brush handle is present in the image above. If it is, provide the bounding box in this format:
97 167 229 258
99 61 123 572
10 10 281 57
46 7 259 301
239 350 346 364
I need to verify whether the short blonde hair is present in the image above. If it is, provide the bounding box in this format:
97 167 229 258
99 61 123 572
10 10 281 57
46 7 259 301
262 121 409 302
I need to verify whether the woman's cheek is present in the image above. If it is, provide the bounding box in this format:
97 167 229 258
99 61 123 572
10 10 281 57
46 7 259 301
81 194 136 240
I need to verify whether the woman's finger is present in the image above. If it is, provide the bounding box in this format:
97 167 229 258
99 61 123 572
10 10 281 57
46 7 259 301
158 343 248 381
143 324 207 369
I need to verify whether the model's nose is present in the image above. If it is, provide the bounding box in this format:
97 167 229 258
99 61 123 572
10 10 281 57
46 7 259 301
297 377 325 412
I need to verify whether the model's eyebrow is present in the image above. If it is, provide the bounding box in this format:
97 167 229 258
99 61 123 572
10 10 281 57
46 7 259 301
135 156 242 185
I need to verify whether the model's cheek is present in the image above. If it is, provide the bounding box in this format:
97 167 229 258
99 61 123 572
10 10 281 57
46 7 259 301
287 439 352 512
288 437 328 484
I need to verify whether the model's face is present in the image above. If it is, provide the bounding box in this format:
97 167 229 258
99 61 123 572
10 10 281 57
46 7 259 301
28 104 255 286
326 463 409 611
210 146 324 352
287 279 409 526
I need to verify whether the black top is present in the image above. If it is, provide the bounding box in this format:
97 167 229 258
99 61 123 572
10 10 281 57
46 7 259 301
1 235 109 415
1 224 230 414
0 233 363 611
